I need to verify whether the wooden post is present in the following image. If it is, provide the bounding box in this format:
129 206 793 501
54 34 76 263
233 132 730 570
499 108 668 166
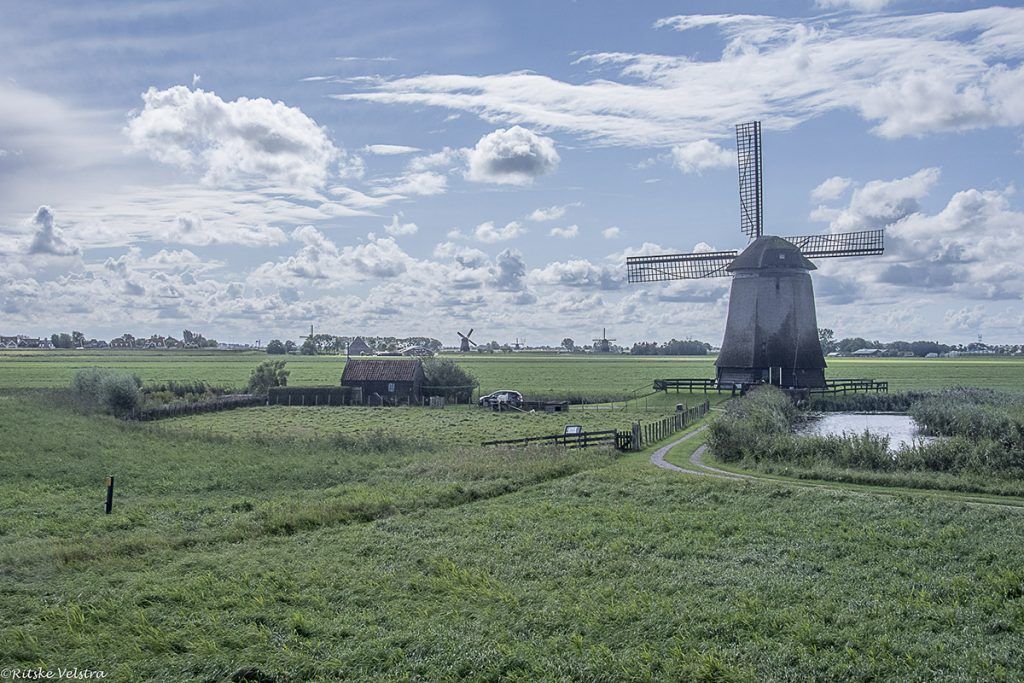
631 422 640 450
104 476 114 514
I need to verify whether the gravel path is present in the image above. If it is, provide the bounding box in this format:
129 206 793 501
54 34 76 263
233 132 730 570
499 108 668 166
649 426 746 480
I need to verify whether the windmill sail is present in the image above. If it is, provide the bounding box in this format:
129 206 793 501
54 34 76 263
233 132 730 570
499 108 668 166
783 229 884 258
736 121 763 239
626 250 738 282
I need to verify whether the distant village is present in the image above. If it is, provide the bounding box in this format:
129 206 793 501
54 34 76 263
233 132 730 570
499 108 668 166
1 328 1021 357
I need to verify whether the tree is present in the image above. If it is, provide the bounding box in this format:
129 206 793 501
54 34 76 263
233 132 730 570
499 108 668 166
561 338 575 352
818 328 837 354
266 339 287 355
284 340 297 354
246 360 289 394
299 337 317 355
72 330 85 347
422 358 478 403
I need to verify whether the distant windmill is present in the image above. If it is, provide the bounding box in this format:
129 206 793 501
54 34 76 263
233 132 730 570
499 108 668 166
625 121 884 388
457 329 477 352
592 328 616 353
300 324 314 340
512 337 525 350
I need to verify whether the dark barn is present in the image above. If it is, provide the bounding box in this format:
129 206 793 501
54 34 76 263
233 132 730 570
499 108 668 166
342 358 424 405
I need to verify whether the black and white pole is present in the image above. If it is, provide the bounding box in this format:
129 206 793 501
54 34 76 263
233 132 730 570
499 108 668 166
104 475 114 514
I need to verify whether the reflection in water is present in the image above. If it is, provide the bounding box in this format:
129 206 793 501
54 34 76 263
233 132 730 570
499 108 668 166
796 413 933 452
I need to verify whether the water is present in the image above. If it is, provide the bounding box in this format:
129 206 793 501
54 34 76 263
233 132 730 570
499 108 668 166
796 412 933 451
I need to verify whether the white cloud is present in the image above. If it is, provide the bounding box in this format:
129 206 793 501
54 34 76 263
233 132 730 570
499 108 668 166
530 259 625 290
384 214 418 236
821 167 940 232
670 139 734 174
474 221 526 243
815 0 891 12
811 176 854 202
26 206 79 256
338 8 1024 145
126 85 339 188
549 224 579 239
433 242 488 268
362 144 422 155
376 171 448 196
602 226 621 239
407 147 467 173
527 202 581 222
466 126 560 185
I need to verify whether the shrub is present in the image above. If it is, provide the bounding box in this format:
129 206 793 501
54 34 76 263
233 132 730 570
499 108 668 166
70 367 142 415
99 373 142 415
265 339 287 355
247 360 289 394
422 358 478 403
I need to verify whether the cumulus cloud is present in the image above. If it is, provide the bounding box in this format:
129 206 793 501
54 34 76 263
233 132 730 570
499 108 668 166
549 225 579 239
530 259 625 290
377 171 447 196
433 242 488 268
126 85 339 188
811 176 854 202
466 126 560 185
474 221 525 243
384 214 418 236
406 147 467 173
670 139 734 174
493 248 527 291
26 206 79 256
820 168 940 232
602 227 621 239
338 8 1024 145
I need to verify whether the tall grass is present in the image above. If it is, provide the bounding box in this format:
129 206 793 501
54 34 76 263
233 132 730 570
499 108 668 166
708 385 1024 493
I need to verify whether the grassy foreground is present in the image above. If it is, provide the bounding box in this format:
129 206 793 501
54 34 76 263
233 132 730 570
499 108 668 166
2 391 1024 680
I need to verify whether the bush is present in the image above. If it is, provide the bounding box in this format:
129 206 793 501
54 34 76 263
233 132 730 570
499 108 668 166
422 358 478 403
70 367 142 415
247 360 289 394
265 339 286 355
99 373 142 415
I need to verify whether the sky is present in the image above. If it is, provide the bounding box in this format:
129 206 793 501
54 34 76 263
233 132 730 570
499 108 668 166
1 0 1023 347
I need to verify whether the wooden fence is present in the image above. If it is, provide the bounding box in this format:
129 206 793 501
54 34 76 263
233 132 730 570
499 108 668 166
812 379 889 395
654 378 888 396
635 399 711 449
126 394 263 421
481 399 712 452
481 429 629 450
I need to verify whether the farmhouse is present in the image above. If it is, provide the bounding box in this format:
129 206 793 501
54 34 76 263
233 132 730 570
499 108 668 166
347 337 371 356
342 358 424 405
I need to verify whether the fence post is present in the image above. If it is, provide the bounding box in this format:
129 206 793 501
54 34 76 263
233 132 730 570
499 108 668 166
631 422 640 450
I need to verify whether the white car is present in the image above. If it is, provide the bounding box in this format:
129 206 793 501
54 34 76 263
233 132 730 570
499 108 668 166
478 390 523 407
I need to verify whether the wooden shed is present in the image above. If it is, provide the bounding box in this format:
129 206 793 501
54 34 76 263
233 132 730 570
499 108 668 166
342 358 424 405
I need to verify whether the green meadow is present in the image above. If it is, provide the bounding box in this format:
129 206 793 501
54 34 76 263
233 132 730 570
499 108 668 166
3 352 1024 680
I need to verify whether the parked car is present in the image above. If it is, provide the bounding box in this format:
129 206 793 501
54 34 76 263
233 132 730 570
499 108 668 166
478 389 523 408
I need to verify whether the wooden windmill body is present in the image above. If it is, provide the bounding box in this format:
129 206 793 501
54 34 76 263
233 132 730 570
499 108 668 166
626 122 884 389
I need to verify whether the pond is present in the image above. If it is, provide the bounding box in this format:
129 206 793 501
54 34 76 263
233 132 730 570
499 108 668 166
796 412 934 451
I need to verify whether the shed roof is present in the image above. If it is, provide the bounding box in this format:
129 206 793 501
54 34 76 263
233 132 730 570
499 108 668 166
342 358 422 383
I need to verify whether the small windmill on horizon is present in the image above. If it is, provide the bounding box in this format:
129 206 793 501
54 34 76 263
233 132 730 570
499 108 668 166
625 121 884 388
457 329 477 352
592 328 616 353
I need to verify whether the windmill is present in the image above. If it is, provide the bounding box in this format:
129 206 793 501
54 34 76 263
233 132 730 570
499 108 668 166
512 337 525 351
592 328 616 353
457 329 477 352
625 121 884 389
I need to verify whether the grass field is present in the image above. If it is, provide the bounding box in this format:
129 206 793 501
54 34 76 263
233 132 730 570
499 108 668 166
4 349 1024 394
4 352 1024 680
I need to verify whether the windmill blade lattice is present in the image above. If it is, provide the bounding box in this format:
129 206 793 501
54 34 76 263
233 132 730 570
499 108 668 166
736 121 763 239
626 250 738 282
783 229 884 259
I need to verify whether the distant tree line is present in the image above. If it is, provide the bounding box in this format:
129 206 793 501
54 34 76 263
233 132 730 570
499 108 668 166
817 328 1019 356
630 339 712 356
265 335 443 356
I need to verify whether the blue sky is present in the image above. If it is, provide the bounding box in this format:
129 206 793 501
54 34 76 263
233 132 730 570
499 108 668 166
1 0 1023 346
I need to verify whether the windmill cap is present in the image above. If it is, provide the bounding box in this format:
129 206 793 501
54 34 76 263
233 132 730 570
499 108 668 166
727 235 816 271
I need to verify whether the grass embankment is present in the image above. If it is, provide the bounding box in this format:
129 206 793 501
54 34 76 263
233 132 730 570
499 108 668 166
3 391 1024 680
709 386 1024 497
